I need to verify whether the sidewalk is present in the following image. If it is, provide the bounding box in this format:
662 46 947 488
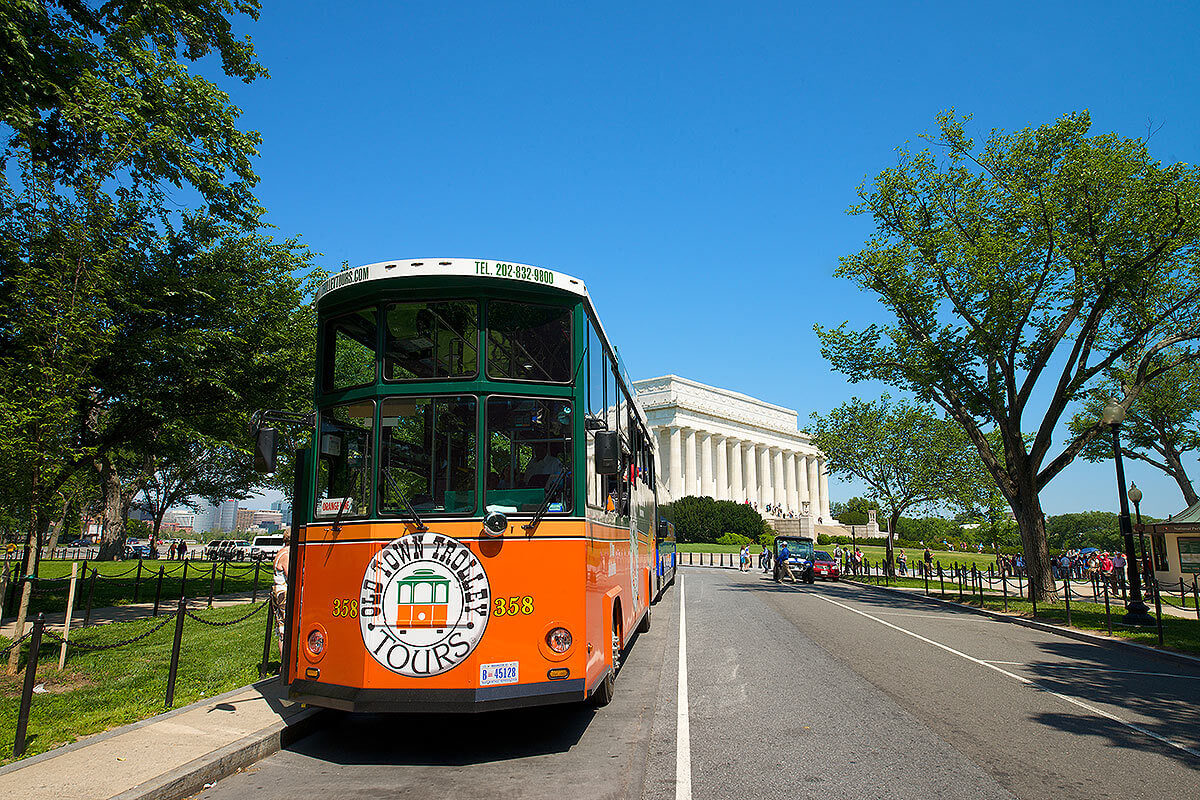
1 592 263 639
0 677 320 800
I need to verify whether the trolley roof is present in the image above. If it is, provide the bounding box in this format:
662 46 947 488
314 257 589 304
313 257 655 437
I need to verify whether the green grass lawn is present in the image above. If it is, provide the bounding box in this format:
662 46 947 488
843 574 1200 656
2 559 270 616
0 601 272 763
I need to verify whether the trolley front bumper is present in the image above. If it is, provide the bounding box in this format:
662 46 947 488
288 677 587 713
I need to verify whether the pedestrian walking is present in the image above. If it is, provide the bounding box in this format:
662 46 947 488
272 531 291 656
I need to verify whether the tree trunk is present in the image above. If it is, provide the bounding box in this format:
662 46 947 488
886 509 901 575
1163 448 1200 507
1010 487 1057 603
7 479 42 674
44 492 73 554
98 457 126 561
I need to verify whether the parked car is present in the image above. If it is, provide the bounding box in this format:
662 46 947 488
229 540 252 561
250 534 286 562
124 539 157 559
205 539 234 560
812 550 840 581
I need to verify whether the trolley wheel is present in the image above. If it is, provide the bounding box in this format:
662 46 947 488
638 603 651 633
591 613 622 708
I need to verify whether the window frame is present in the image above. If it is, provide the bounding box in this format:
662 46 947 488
376 393 480 518
321 308 380 394
483 299 574 385
381 298 481 384
313 398 377 520
483 393 576 516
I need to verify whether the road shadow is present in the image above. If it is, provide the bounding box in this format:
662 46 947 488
287 703 596 766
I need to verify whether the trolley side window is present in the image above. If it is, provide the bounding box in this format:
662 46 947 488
323 309 378 392
485 301 571 383
384 300 478 381
379 396 477 515
485 397 573 513
315 400 375 518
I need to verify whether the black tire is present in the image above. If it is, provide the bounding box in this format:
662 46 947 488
590 668 615 707
591 613 622 707
638 604 651 633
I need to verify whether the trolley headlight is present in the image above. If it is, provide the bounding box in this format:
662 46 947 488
307 628 325 656
546 627 573 654
483 511 508 537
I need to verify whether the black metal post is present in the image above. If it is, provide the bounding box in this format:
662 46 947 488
153 565 164 617
1151 577 1164 647
1111 425 1154 624
260 597 275 678
1063 576 1071 626
164 597 187 708
13 613 46 758
83 567 97 627
1002 567 1008 611
938 563 944 598
252 561 260 603
1031 575 1038 617
180 559 188 600
208 562 216 607
923 563 929 596
133 558 143 603
1194 576 1199 619
220 560 227 594
1103 576 1112 635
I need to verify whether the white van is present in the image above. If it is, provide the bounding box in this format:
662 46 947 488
250 534 286 562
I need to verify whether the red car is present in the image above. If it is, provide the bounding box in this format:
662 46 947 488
812 550 840 581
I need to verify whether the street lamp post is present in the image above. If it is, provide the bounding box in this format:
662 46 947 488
1129 483 1149 577
1103 401 1155 625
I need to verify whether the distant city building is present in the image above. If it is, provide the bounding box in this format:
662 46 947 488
192 501 219 534
216 500 238 533
235 508 283 532
271 500 292 527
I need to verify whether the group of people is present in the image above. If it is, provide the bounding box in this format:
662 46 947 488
740 499 816 521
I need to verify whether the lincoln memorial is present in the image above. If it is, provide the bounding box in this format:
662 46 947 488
633 375 832 523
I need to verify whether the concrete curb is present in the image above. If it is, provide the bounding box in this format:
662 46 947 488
848 579 1200 670
112 706 325 800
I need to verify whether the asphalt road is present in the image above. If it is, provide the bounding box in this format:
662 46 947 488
199 567 1200 800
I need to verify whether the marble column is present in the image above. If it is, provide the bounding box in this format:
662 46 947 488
700 432 714 498
797 454 810 511
669 427 683 499
819 458 831 522
730 440 744 503
759 446 772 509
714 435 728 500
773 448 785 512
683 428 696 497
811 455 820 520
784 451 797 513
744 443 758 506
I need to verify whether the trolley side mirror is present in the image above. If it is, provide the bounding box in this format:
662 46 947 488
254 426 278 474
594 431 619 475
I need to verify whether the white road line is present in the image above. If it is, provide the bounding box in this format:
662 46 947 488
676 575 692 800
983 661 1200 680
873 612 999 622
813 592 1200 760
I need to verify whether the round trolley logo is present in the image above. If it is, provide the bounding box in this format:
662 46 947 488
359 533 491 677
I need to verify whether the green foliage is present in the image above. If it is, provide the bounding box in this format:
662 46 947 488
716 532 752 547
661 496 772 543
1069 359 1200 506
831 496 880 525
125 519 151 538
809 397 988 543
816 110 1200 596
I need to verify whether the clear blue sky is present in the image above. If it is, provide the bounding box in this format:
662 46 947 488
224 1 1200 517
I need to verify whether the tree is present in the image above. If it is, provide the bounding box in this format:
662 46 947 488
831 496 881 526
663 496 772 543
140 433 259 539
809 396 985 568
1070 359 1200 507
817 111 1200 600
1 0 272 673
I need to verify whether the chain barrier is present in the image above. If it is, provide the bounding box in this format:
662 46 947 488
40 613 176 651
93 564 141 579
1 629 34 659
183 601 267 627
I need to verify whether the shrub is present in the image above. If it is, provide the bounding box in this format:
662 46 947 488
717 532 752 547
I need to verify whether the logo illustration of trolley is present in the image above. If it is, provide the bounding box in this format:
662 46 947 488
395 568 451 632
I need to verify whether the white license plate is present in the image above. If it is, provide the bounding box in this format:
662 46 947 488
480 661 519 687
